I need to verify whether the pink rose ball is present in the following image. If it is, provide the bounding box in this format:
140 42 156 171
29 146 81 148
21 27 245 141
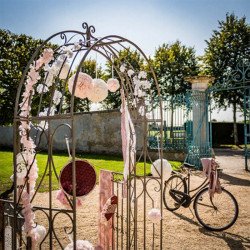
65 240 93 250
107 78 120 92
35 225 46 244
148 208 162 223
88 78 108 103
68 72 93 99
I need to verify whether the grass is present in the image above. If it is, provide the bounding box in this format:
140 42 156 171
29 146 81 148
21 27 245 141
0 150 181 193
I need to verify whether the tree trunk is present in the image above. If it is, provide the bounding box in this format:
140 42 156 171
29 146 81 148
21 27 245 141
233 102 239 146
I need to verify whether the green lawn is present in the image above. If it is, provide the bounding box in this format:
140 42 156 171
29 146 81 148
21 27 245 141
0 150 181 193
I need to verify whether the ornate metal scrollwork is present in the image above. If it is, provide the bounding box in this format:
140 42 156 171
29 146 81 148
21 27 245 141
82 22 97 47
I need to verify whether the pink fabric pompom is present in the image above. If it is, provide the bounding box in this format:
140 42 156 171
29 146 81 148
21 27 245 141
68 72 93 99
65 240 94 250
107 78 120 92
87 79 108 103
148 208 162 223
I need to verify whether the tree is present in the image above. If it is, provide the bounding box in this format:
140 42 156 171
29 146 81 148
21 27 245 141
203 13 250 145
152 41 199 136
102 48 144 109
0 30 43 125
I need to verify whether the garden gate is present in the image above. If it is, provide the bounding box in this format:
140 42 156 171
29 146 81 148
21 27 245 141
0 23 165 249
177 65 250 170
206 60 250 171
148 60 250 171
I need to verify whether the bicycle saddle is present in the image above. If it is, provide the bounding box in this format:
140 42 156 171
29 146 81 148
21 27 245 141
183 162 195 169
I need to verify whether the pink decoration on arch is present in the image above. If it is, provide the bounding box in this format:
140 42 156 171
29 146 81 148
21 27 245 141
100 195 117 222
17 48 54 243
56 189 83 208
107 78 120 92
98 170 113 250
68 72 93 99
41 48 54 65
87 79 108 103
35 58 44 70
120 90 136 181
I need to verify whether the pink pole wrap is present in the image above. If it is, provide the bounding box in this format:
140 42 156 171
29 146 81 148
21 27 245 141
120 90 136 182
98 170 114 250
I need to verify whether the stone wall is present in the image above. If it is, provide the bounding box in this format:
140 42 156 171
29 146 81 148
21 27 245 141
0 110 185 161
0 110 144 155
0 125 13 148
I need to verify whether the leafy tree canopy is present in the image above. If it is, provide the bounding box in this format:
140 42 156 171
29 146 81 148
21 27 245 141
153 40 199 99
0 29 43 125
203 13 250 108
203 13 250 145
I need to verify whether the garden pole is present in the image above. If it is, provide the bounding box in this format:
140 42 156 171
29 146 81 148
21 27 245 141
185 76 214 168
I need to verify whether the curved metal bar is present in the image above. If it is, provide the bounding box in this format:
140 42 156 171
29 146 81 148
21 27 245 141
30 159 49 203
52 210 74 249
33 208 50 247
50 123 72 182
129 176 145 200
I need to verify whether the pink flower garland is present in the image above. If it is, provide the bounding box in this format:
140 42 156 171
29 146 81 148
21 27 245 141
18 48 54 244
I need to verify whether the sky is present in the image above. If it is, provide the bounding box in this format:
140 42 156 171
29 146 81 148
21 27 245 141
0 0 249 121
1 0 249 57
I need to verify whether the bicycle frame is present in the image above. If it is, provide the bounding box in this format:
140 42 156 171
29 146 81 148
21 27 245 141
174 169 209 201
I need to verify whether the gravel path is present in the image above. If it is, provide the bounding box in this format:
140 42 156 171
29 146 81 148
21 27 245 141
33 149 250 249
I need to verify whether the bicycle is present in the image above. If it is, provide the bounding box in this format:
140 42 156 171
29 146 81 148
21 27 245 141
163 161 239 231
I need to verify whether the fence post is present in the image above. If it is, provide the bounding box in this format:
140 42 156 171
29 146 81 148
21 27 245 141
185 76 214 168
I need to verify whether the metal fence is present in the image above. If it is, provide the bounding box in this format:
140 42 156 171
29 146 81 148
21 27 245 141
148 94 193 152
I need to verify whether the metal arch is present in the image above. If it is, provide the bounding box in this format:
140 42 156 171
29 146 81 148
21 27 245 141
7 22 165 249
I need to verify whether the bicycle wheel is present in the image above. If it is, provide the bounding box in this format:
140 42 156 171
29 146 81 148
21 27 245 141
163 175 187 211
194 187 238 231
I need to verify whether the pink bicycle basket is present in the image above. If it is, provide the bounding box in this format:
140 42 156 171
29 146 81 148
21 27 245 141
59 160 96 197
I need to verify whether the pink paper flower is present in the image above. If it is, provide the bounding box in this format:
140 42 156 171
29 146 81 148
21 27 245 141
148 208 162 223
88 78 108 103
127 69 134 77
107 78 120 92
68 72 93 99
138 71 147 79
